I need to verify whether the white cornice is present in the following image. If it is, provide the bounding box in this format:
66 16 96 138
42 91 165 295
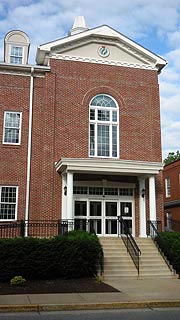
36 24 167 72
50 54 157 70
0 63 50 77
55 158 163 175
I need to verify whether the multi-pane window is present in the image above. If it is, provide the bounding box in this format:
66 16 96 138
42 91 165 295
89 94 119 158
0 186 18 220
10 46 23 64
3 112 22 144
165 177 171 197
73 186 133 196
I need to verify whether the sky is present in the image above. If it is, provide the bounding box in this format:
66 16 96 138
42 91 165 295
0 0 180 160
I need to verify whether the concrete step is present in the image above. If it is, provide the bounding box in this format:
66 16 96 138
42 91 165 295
101 237 177 279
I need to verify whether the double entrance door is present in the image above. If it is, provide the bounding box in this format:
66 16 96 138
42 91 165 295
74 199 134 236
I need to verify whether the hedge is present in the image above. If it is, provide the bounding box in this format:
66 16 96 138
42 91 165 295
156 232 180 274
0 230 103 282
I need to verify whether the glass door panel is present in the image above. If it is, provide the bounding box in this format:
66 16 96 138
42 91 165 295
105 202 118 235
120 202 133 234
74 200 87 232
89 201 102 235
74 201 87 216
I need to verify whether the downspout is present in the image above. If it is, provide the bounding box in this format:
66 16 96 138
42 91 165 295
25 66 34 236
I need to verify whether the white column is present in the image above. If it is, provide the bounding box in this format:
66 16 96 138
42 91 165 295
149 176 156 222
61 173 67 220
67 172 73 221
139 178 146 237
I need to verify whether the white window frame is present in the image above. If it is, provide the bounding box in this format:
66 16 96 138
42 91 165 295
3 111 22 145
89 94 119 158
0 186 18 221
10 45 24 64
165 176 171 198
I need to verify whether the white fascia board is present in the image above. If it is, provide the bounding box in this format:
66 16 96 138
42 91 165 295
0 62 50 73
37 25 167 68
55 158 163 175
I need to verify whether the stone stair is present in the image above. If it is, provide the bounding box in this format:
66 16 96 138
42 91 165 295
136 238 176 279
100 237 138 280
100 237 176 280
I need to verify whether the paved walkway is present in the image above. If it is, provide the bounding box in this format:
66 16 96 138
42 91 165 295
0 278 180 312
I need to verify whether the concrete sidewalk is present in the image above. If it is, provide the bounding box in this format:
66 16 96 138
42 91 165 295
0 278 180 312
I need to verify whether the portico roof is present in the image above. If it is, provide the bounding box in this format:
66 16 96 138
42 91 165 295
55 158 163 176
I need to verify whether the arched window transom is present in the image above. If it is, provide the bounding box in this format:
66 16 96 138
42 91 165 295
89 94 119 158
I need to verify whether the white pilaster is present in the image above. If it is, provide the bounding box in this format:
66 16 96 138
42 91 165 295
67 172 73 220
139 178 146 237
61 173 67 220
149 176 156 221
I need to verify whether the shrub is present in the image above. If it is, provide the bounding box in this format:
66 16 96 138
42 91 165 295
10 276 26 286
0 230 103 281
156 232 180 273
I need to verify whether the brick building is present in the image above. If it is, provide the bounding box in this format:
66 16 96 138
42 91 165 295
163 159 180 231
0 16 167 237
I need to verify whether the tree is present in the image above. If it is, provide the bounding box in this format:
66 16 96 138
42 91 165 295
164 150 180 166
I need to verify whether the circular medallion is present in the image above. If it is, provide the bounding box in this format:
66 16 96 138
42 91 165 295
98 46 110 58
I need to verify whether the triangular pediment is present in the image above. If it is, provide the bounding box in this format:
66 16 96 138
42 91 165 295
36 25 167 72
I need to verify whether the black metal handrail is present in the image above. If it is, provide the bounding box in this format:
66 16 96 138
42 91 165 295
147 220 174 274
118 216 141 274
146 220 162 238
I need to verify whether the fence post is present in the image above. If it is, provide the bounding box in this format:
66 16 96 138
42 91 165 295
58 220 62 236
20 220 25 237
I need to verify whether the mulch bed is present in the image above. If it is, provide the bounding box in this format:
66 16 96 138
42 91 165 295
0 278 119 295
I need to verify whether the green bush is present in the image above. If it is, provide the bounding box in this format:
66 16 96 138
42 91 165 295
0 230 103 282
10 276 26 286
156 232 180 273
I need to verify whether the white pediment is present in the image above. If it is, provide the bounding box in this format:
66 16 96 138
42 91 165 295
36 25 167 72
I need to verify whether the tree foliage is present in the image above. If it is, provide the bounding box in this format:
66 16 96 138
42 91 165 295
163 150 180 166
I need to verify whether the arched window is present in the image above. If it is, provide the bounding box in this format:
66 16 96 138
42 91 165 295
89 94 119 158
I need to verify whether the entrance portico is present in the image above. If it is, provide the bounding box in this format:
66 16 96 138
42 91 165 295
55 158 163 237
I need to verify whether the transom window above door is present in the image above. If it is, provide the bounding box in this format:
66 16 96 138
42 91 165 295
89 94 119 158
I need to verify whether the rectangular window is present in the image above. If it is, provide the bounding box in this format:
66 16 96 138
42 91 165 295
165 177 171 197
166 212 172 231
90 109 95 120
97 125 109 156
10 46 23 64
3 111 22 145
98 110 110 121
0 186 18 220
104 188 118 195
89 187 103 195
73 186 88 195
119 188 133 196
90 124 95 156
112 125 117 157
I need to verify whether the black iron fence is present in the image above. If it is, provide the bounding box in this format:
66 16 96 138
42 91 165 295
0 219 105 239
0 219 81 239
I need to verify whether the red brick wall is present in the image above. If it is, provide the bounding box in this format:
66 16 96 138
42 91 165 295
49 59 162 162
0 59 163 224
163 160 180 225
163 160 180 201
0 74 30 220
